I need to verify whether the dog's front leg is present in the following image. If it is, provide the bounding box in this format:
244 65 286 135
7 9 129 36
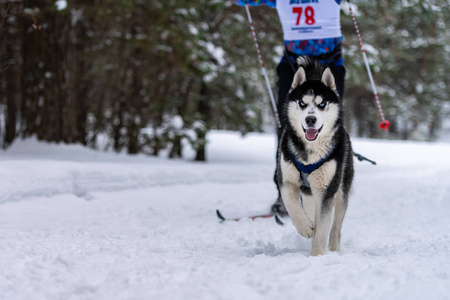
309 160 339 256
281 182 314 238
311 196 335 256
329 189 348 252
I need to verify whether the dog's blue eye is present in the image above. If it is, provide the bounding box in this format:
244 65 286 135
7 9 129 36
318 102 326 108
299 101 306 108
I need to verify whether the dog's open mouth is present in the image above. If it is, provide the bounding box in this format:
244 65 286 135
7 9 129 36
303 126 323 141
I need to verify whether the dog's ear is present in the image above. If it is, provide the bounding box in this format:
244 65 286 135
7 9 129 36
291 67 306 89
321 67 337 92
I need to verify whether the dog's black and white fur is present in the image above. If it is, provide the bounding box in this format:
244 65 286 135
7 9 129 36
276 58 354 256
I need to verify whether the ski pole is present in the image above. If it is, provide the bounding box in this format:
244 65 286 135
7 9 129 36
244 3 282 129
347 0 390 131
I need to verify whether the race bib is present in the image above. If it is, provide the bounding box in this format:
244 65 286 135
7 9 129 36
276 0 342 40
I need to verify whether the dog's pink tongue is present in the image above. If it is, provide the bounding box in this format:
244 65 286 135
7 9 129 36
305 129 318 141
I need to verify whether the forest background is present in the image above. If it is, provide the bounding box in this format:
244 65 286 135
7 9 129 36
1 0 449 160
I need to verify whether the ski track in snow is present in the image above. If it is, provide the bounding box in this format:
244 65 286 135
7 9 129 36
0 160 269 204
1 131 450 300
0 135 274 204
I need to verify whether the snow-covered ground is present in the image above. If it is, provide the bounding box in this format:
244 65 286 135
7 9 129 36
1 131 449 300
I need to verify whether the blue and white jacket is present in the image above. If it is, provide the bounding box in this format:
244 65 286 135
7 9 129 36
234 0 344 66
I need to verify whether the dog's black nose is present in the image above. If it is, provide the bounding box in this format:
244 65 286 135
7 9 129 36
305 116 317 127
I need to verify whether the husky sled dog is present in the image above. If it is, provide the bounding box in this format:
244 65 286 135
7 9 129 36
276 57 354 256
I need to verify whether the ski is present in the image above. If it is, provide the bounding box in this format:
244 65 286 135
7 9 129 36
216 209 285 226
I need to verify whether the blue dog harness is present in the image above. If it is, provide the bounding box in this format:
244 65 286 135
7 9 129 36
288 150 331 188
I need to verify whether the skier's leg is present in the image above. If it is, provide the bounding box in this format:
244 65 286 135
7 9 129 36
272 58 296 215
329 63 346 100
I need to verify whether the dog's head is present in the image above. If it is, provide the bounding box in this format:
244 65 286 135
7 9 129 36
286 58 341 142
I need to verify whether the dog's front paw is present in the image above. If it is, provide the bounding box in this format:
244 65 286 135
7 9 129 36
295 220 314 239
311 248 326 256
